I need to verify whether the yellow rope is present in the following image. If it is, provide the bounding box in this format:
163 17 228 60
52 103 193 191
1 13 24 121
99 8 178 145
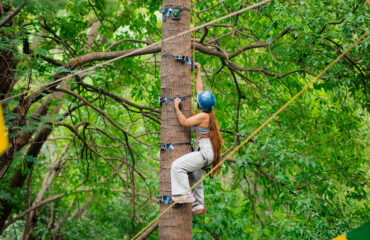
131 29 369 240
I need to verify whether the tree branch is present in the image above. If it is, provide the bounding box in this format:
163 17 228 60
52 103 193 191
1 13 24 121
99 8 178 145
3 194 65 231
0 1 25 28
55 88 148 146
105 39 152 52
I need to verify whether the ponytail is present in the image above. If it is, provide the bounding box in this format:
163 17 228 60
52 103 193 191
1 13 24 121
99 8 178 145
209 111 223 175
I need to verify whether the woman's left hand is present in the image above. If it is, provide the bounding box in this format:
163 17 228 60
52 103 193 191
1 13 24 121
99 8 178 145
174 98 181 108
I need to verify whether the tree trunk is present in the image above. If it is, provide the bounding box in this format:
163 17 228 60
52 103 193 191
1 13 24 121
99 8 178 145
0 50 17 100
0 4 19 100
159 0 192 239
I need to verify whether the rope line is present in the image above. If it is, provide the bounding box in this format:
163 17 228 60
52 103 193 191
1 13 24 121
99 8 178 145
192 0 196 115
0 0 272 104
131 29 369 240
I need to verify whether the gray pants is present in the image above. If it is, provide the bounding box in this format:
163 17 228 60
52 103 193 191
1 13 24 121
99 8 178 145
171 139 214 206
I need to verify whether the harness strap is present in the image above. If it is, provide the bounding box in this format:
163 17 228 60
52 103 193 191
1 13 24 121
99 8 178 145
194 133 210 142
193 131 213 177
202 166 213 179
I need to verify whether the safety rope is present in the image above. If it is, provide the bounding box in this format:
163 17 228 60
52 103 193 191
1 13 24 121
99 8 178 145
192 0 196 116
131 29 370 240
0 0 273 104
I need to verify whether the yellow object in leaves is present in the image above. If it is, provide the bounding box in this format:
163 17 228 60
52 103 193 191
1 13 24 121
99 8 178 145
0 105 9 154
333 235 347 240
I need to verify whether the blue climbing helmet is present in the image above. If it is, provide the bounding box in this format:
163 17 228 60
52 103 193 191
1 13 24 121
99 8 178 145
197 91 216 113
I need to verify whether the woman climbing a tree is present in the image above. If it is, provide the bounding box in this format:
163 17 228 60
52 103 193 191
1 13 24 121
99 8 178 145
171 62 223 216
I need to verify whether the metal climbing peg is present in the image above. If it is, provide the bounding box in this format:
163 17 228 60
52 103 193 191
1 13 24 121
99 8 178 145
158 97 169 105
166 8 172 17
157 195 171 205
187 57 191 65
159 142 191 151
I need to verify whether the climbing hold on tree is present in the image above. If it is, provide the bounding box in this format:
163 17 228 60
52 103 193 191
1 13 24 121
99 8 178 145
158 97 169 105
172 7 181 20
162 54 191 65
157 195 171 205
156 195 185 209
157 94 191 111
159 6 190 22
159 142 192 151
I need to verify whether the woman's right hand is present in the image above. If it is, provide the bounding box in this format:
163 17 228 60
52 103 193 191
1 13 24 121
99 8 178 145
195 62 201 72
174 98 181 109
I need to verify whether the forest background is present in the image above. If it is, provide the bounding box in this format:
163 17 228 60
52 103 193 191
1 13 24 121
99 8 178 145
0 0 369 239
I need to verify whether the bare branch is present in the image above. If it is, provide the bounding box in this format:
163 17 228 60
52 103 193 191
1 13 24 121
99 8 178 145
106 39 152 52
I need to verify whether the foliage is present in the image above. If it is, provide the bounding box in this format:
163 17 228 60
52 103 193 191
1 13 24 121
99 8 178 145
0 0 369 239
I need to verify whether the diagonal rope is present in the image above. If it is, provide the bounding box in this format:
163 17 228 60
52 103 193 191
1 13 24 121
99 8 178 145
0 0 272 104
131 29 369 240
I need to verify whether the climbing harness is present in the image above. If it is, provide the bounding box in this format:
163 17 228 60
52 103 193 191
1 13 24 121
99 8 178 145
157 94 191 110
194 133 210 143
192 132 210 153
202 166 212 177
156 195 183 208
160 6 190 22
193 132 213 178
159 142 192 151
132 27 370 240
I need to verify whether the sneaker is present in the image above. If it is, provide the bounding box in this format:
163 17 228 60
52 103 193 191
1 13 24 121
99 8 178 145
172 193 195 203
192 204 205 216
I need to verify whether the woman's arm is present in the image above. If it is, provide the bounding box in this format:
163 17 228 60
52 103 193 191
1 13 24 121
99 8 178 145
195 63 203 94
174 98 207 127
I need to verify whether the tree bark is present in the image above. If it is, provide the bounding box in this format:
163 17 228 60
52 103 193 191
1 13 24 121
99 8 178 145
158 0 192 239
0 50 17 100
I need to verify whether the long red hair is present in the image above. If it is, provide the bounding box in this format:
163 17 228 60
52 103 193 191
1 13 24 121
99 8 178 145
209 111 223 175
